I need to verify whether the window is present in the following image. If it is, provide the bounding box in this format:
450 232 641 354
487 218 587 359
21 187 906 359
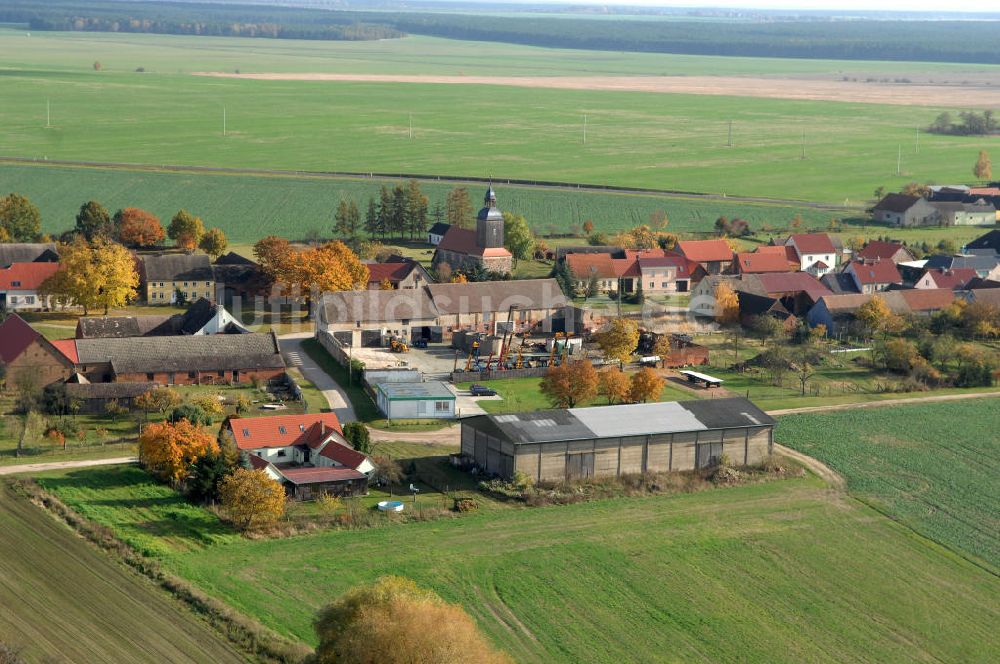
276 449 287 457
187 371 196 379
8 296 16 304
435 401 450 412
243 429 250 438
205 281 211 286
649 281 654 287
11 281 20 287
24 296 34 304
183 282 188 287
217 370 225 377
146 373 155 381
278 426 287 435
661 282 668 288
299 424 306 432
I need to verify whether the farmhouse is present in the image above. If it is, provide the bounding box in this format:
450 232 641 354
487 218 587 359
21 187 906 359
460 397 775 481
72 331 284 384
427 222 450 246
914 268 978 291
0 315 76 388
141 253 215 304
807 289 956 335
565 253 619 293
374 380 457 420
211 252 268 302
676 239 733 275
873 194 940 227
928 200 996 226
0 262 59 311
365 259 431 291
317 287 439 347
638 255 692 293
425 279 569 339
432 187 513 275
732 250 796 275
923 251 1000 280
0 243 58 268
844 260 903 294
784 233 838 276
230 413 373 500
965 229 1000 254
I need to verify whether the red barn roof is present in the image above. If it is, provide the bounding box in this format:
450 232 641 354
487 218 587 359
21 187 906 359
677 239 733 263
756 272 832 300
49 339 79 364
366 262 414 285
920 268 978 290
0 314 40 363
437 227 511 258
0 262 59 291
565 253 617 279
229 413 343 451
857 241 913 262
734 251 795 274
280 466 366 485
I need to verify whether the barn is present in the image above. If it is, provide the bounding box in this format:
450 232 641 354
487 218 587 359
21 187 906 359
459 397 774 481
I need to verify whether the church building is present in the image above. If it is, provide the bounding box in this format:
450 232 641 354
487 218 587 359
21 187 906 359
432 186 513 276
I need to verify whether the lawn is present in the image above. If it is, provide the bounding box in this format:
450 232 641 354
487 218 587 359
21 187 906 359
456 374 702 414
0 481 244 663
3 29 999 209
775 399 1000 570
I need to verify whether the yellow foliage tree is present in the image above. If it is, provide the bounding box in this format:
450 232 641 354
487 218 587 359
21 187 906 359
312 576 512 664
714 282 740 325
629 367 665 403
198 227 228 258
539 359 598 408
597 368 630 405
595 318 640 365
138 420 219 486
167 209 205 250
379 278 395 291
450 273 468 284
135 387 182 414
288 241 369 302
974 149 992 182
253 235 294 284
857 295 904 338
219 467 286 531
193 394 225 419
40 236 138 315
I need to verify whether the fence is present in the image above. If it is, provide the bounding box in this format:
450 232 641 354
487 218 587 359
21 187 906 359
316 330 350 367
451 366 550 383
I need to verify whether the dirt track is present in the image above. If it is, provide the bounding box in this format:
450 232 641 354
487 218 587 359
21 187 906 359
193 72 1000 107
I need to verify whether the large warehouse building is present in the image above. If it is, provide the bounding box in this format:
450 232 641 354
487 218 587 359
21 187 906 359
460 397 775 481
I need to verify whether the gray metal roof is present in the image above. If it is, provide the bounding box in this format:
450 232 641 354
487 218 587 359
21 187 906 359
75 332 283 373
469 397 774 445
142 253 213 281
376 381 456 400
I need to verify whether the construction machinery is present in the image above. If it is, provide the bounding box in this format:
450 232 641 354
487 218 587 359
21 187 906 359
547 332 573 366
514 332 529 369
464 338 481 372
389 337 409 353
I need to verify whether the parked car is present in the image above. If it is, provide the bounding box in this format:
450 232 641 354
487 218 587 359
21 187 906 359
469 384 497 397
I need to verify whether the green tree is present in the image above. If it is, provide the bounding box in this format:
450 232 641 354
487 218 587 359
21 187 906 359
0 193 42 242
502 211 534 264
390 184 407 239
74 200 112 240
334 198 360 241
404 180 429 240
198 227 228 258
445 187 474 229
167 209 205 250
363 196 380 238
342 421 371 455
376 186 393 241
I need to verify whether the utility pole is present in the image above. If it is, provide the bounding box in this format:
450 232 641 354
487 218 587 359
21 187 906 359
727 119 733 147
45 99 51 128
915 127 919 154
583 114 587 144
409 113 413 139
800 131 806 160
896 144 902 176
223 106 227 137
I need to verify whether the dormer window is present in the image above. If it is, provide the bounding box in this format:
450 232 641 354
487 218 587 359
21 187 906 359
278 426 287 435
243 429 250 438
299 424 306 432
11 281 20 287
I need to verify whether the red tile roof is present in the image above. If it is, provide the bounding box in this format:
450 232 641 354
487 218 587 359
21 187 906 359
677 239 733 263
857 241 913 262
366 262 413 285
280 466 366 485
565 253 617 279
229 413 343 451
0 314 40 363
0 262 59 291
756 272 832 299
623 248 668 261
920 268 978 290
638 255 689 276
788 233 836 255
611 258 640 278
734 251 795 274
318 439 368 469
247 454 271 471
899 288 957 311
50 339 79 364
848 260 902 285
970 187 1000 196
437 227 511 258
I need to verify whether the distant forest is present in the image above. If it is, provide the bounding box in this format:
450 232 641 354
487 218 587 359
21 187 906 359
6 0 1000 64
0 1 404 42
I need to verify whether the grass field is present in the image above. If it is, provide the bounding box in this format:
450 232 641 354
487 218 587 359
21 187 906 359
2 29 999 207
776 399 1000 570
39 467 1000 663
0 481 244 663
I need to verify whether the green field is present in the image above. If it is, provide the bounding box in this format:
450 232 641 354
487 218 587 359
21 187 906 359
38 465 1000 663
1 161 845 244
0 481 244 663
2 29 999 207
776 399 1000 570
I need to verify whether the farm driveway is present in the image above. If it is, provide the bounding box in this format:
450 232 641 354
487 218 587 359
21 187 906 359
280 333 357 423
0 457 136 476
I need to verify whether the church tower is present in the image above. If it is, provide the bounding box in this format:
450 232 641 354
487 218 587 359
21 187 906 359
475 185 505 249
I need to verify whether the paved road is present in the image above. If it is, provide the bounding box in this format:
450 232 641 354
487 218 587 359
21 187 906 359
279 333 357 423
0 457 137 476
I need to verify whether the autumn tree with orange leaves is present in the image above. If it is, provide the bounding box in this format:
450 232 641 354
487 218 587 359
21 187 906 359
629 367 664 403
219 467 286 531
597 368 630 405
138 419 219 486
289 241 369 302
167 209 205 250
540 359 598 408
115 207 165 248
253 235 293 284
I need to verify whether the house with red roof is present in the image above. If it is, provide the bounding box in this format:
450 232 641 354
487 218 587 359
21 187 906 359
638 254 693 293
756 272 833 316
365 260 431 291
914 268 978 291
229 413 374 500
565 253 620 294
844 260 903 294
0 262 59 311
856 241 916 264
0 314 76 388
732 250 796 275
432 187 513 275
676 239 733 276
784 234 838 276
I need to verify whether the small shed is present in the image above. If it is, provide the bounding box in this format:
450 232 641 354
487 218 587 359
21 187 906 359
374 381 457 420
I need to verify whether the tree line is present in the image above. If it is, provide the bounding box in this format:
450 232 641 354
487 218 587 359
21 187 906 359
928 111 998 136
1 0 403 42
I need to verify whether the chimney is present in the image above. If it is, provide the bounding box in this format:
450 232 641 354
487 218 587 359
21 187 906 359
321 421 326 436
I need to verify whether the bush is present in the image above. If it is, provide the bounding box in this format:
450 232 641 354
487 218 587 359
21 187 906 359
453 497 479 512
342 421 371 454
169 404 212 427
